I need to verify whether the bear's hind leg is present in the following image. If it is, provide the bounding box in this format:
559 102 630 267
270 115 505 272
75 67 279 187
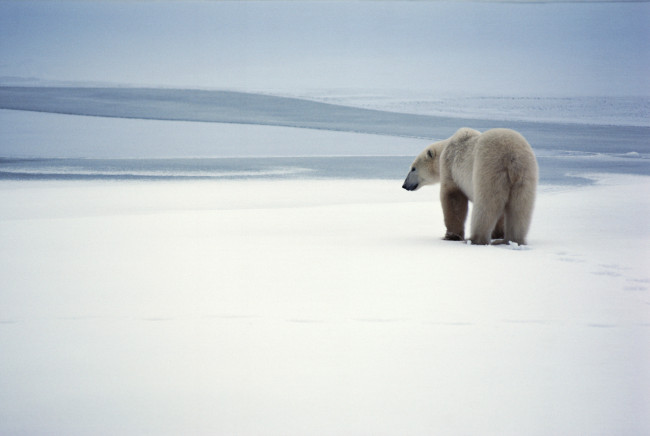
470 202 505 245
441 187 468 241
491 215 505 239
504 182 536 245
469 183 508 245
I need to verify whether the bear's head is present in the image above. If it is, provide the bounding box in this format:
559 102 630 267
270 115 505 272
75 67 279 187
402 141 444 191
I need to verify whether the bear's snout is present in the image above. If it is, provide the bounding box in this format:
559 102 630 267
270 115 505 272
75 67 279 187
402 179 418 191
402 170 420 191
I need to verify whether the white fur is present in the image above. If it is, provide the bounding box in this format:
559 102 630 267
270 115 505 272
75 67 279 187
403 128 538 245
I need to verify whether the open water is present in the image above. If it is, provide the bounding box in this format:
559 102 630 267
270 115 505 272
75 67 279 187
1 87 649 185
1 153 649 186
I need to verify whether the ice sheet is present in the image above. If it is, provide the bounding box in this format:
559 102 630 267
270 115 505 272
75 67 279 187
2 88 649 156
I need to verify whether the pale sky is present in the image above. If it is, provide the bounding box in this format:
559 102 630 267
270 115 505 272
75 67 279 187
1 1 648 96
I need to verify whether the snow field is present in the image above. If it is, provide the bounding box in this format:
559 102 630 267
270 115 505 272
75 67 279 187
0 176 648 435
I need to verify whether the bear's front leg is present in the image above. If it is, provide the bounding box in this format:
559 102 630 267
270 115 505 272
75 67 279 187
440 187 468 241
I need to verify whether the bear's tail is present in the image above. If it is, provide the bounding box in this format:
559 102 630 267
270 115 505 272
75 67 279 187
506 155 525 186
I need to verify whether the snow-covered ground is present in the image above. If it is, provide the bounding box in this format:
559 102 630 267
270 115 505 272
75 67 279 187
0 83 648 435
1 89 649 435
1 175 648 436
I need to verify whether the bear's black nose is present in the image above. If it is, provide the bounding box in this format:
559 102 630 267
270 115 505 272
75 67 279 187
402 181 418 191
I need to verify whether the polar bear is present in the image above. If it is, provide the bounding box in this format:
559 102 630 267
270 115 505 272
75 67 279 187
402 128 538 245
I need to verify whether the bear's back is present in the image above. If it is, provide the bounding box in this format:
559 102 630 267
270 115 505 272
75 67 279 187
476 128 535 157
474 128 538 186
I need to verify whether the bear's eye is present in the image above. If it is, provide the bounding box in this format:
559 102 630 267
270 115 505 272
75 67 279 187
411 167 416 172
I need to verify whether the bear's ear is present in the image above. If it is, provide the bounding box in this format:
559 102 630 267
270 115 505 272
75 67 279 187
427 149 435 159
